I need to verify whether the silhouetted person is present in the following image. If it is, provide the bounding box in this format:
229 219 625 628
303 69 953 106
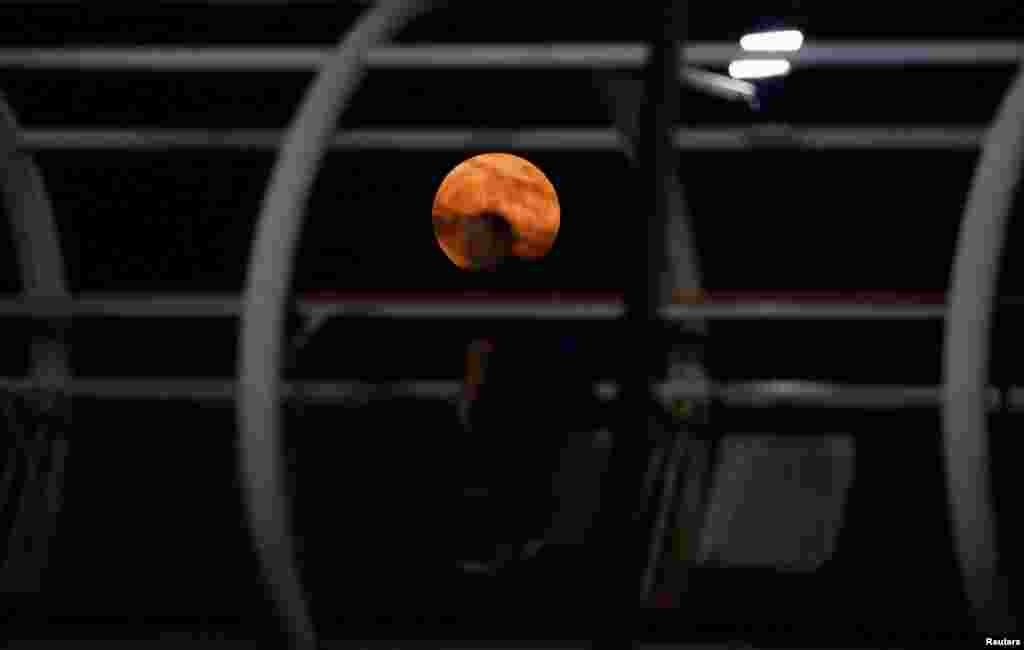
457 332 606 576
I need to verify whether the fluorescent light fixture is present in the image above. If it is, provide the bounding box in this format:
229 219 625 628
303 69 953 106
683 67 757 104
740 29 804 52
728 59 792 80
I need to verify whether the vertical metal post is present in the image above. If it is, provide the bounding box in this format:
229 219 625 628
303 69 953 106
591 0 683 634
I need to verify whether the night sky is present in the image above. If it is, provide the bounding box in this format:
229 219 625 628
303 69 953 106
1 3 1021 642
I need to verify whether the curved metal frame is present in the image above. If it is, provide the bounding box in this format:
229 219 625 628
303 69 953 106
0 91 71 591
236 2 431 646
943 69 1024 631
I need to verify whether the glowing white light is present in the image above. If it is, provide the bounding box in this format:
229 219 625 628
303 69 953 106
728 59 792 80
740 29 805 52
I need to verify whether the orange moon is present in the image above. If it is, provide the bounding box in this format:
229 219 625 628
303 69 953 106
432 152 560 270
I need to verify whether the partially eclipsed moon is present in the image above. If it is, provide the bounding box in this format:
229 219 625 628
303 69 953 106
432 152 560 271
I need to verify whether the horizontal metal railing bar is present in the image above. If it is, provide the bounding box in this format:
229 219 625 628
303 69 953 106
0 294 967 320
0 43 1019 70
0 47 759 103
0 376 1015 410
11 127 986 151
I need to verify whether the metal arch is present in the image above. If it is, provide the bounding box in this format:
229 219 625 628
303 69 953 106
943 70 1024 630
236 1 432 647
0 92 71 591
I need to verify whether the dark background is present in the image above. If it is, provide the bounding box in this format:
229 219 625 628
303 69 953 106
0 1 1022 644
